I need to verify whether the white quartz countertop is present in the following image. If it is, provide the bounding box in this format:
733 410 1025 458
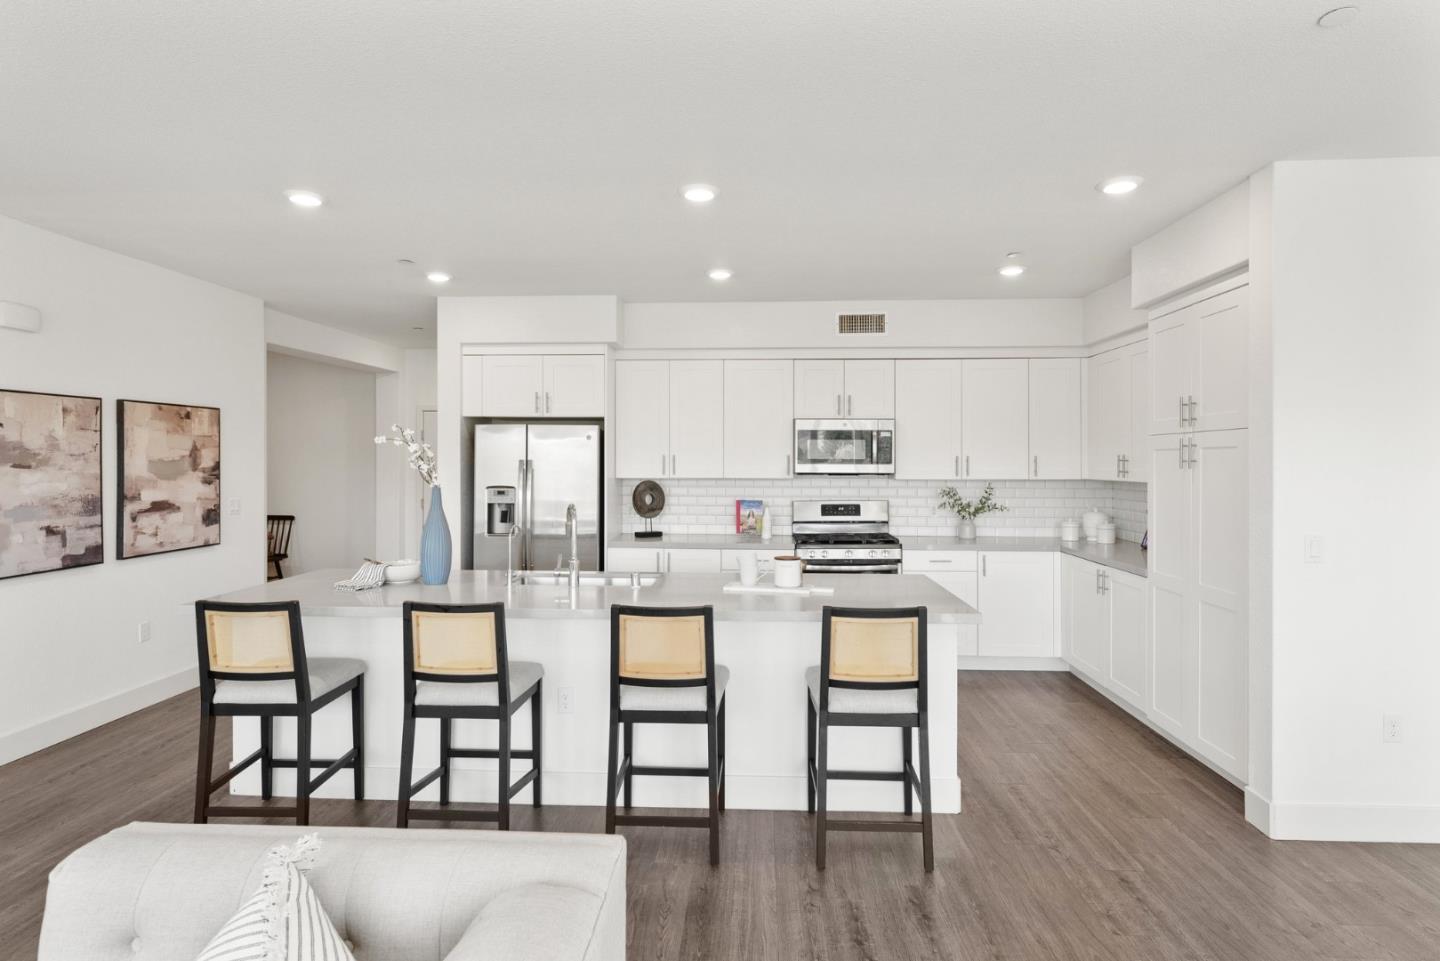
209 569 982 623
902 535 1148 577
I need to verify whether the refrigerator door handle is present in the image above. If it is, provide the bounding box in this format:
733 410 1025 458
525 459 536 568
516 459 529 569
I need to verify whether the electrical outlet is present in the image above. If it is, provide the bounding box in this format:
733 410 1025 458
557 687 574 714
226 497 242 516
1383 714 1402 743
137 621 151 644
1304 534 1325 564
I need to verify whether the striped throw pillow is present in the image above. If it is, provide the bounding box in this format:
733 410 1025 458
195 834 355 961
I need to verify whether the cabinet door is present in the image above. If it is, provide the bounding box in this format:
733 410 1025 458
1107 568 1148 710
1028 358 1082 479
843 360 895 417
976 551 1055 657
1146 433 1191 741
1087 348 1131 480
1148 308 1190 435
665 549 722 573
461 355 485 417
961 359 1029 480
542 355 605 416
614 361 670 479
1191 429 1248 779
1064 556 1109 678
793 360 846 418
668 360 724 478
608 547 662 572
925 571 980 656
481 355 544 417
1126 345 1150 482
1192 287 1248 432
894 360 963 480
724 360 795 478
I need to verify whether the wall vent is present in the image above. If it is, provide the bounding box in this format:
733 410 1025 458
837 313 886 335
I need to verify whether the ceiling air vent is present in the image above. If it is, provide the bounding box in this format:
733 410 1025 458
837 313 886 335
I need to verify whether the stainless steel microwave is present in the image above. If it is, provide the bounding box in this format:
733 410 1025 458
793 419 895 475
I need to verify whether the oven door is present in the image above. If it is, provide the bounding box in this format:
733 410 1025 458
793 420 895 475
801 559 902 574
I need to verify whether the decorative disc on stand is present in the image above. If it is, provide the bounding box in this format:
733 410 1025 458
632 480 665 540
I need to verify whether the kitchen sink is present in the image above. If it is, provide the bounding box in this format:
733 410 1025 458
514 572 660 588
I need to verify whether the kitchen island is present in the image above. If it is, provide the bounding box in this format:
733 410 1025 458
207 569 979 814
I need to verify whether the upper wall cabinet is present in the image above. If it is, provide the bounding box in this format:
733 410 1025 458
961 359 1028 480
614 360 725 479
724 359 794 478
1086 341 1149 482
794 359 894 418
895 360 963 480
668 360 725 478
1027 359 1082 479
1149 285 1248 435
468 353 605 418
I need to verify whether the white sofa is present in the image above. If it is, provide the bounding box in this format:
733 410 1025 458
38 822 626 961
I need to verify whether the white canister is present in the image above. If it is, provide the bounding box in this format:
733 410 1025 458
1059 519 1081 543
1082 508 1110 542
1096 522 1117 545
737 552 760 586
773 555 804 589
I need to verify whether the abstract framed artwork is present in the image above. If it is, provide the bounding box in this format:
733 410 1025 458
0 388 105 581
117 399 221 559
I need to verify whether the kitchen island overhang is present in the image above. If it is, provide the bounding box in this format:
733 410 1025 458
205 570 979 814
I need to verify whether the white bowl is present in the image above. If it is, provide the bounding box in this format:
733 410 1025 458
386 560 421 584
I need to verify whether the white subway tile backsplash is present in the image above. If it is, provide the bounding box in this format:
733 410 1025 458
619 477 1148 542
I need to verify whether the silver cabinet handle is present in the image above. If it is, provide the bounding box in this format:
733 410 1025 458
965 454 971 476
1095 568 1102 594
786 453 792 475
671 453 676 475
535 391 541 413
545 391 552 413
929 558 953 564
1187 438 1198 468
1178 395 1185 426
656 552 662 571
1177 441 1185 470
835 394 842 415
1186 395 1196 425
847 395 853 416
954 455 960 478
661 454 666 476
981 554 987 577
1033 454 1039 477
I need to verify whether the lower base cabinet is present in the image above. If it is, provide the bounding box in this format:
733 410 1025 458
607 546 723 574
976 551 1056 658
1062 555 1148 711
903 552 979 656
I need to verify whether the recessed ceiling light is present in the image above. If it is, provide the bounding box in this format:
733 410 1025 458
1097 175 1144 196
683 184 717 204
1316 5 1360 27
396 258 415 265
998 264 1026 278
411 326 424 331
426 271 451 284
285 189 324 208
708 268 732 281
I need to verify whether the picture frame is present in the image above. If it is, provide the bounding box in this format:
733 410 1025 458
116 398 222 559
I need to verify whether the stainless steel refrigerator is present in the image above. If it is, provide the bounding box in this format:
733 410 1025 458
471 422 603 572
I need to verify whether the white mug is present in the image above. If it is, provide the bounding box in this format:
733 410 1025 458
737 552 760 586
773 555 804 589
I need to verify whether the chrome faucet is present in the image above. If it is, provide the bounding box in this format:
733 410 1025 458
565 503 580 590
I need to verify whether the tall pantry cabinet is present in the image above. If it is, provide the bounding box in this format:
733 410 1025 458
1146 281 1250 782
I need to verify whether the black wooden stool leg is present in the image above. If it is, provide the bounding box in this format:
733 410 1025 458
707 707 721 866
397 708 416 828
718 696 727 813
622 721 634 811
902 724 913 816
604 709 619 834
439 717 452 806
815 714 829 871
919 713 934 873
532 681 544 808
351 678 365 801
296 712 312 826
497 713 512 830
194 712 216 824
259 715 273 801
806 695 816 814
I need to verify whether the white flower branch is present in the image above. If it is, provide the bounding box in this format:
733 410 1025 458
374 424 438 487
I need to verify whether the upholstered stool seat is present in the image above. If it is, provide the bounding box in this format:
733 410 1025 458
415 661 545 707
804 665 916 714
213 657 366 705
621 664 729 711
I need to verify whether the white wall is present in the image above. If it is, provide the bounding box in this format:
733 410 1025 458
1081 277 1147 347
265 351 377 574
1265 158 1440 841
266 308 404 373
0 213 266 764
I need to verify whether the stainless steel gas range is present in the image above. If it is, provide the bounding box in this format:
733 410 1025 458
791 500 902 574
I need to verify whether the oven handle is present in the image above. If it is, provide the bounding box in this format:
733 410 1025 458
803 563 902 573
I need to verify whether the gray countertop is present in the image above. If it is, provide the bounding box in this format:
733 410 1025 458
209 569 982 624
610 533 1147 577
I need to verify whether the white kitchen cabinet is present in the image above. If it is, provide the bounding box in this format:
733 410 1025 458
461 355 485 417
667 360 725 478
1085 342 1147 481
607 546 662 572
793 360 846 418
1063 555 1149 712
905 551 979 656
894 360 963 480
1145 428 1247 780
976 550 1055 657
481 355 545 417
961 360 1029 479
664 549 723 573
1148 284 1248 435
614 360 669 479
1063 554 1109 679
842 360 895 417
541 355 605 416
1106 567 1148 710
724 360 794 478
1028 358 1082 479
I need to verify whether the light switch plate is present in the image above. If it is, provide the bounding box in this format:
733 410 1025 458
226 497 241 516
1304 534 1325 563
138 621 151 644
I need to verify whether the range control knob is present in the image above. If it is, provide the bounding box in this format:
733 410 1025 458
868 549 878 558
843 549 854 558
818 549 829 559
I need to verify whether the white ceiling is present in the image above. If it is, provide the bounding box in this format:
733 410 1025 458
2 1 1437 347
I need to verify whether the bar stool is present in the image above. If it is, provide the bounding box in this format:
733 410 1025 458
606 604 727 865
193 600 366 826
397 601 543 829
807 605 933 872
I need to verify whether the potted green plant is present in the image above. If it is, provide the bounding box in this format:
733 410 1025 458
937 483 1008 540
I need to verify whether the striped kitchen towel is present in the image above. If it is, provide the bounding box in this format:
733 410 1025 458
333 561 387 592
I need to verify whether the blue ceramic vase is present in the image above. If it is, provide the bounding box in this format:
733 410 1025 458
420 486 452 585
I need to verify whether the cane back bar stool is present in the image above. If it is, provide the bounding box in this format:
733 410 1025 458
396 601 543 830
606 604 727 865
193 600 366 825
807 605 933 872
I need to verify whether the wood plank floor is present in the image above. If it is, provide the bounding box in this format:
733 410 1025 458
5 671 1440 960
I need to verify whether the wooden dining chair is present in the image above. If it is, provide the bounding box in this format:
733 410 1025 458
266 515 295 581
